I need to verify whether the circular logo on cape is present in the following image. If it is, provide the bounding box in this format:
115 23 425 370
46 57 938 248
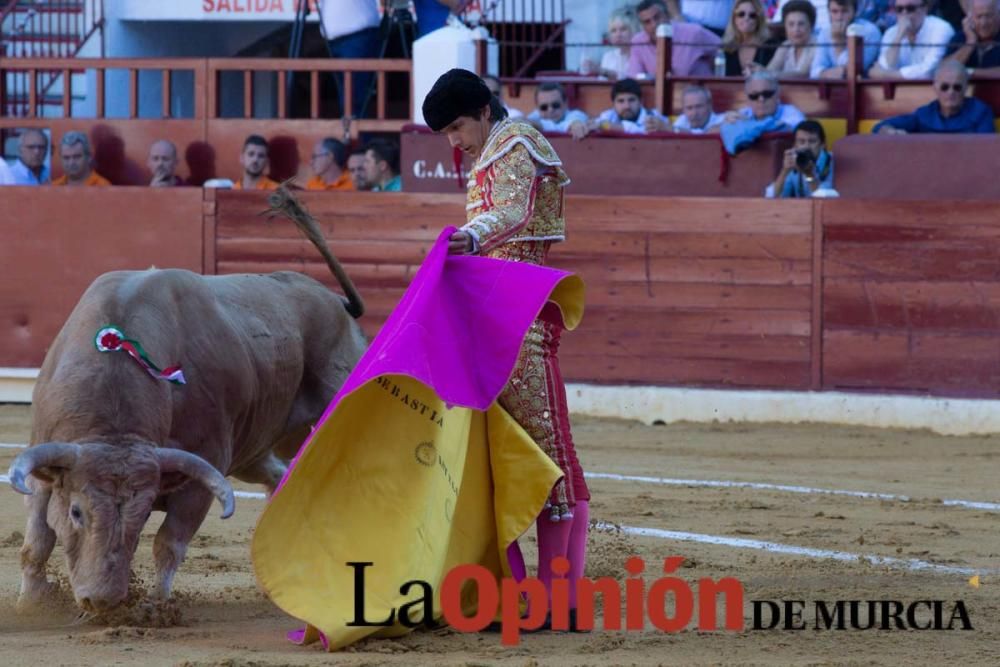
415 442 437 467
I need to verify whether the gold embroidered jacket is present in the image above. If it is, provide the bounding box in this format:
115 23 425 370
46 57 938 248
463 119 569 262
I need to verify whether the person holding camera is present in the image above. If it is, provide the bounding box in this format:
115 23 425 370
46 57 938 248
766 120 833 197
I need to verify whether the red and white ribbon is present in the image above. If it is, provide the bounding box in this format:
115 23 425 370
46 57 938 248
94 326 186 385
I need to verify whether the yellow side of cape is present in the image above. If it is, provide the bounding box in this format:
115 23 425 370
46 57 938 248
251 376 563 650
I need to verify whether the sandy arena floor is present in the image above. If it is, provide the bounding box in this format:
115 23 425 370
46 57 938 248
0 403 998 666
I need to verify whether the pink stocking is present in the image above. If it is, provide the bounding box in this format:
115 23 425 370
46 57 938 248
566 500 589 608
536 512 573 606
506 541 527 582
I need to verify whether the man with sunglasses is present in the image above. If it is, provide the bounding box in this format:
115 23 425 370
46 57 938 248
525 82 590 138
726 70 806 127
873 58 995 132
869 0 954 78
945 0 1000 74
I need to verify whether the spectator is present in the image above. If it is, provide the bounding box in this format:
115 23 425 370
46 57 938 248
525 83 590 138
672 84 727 132
364 138 402 192
767 0 819 77
683 0 737 35
627 0 723 78
869 0 954 79
766 119 834 196
722 0 779 75
11 129 50 185
582 8 639 79
582 78 671 135
873 59 996 132
233 134 279 190
946 0 1000 72
775 0 831 31
306 138 354 190
147 140 184 187
856 0 895 30
811 0 882 78
347 148 371 190
53 132 110 187
321 0 380 117
727 70 807 125
483 75 524 119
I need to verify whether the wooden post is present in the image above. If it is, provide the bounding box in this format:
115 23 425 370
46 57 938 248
655 27 673 115
475 38 489 76
846 31 862 135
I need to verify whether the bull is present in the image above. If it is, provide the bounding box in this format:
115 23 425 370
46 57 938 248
8 191 366 613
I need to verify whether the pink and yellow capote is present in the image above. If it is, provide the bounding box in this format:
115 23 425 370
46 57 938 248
251 227 584 650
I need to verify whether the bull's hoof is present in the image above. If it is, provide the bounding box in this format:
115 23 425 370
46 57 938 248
15 580 60 613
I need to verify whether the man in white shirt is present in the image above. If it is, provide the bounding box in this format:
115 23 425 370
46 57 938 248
10 129 50 185
869 0 954 79
579 78 671 136
320 0 381 116
525 82 590 138
670 84 726 133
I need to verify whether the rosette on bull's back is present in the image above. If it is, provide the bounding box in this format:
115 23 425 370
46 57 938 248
251 228 584 649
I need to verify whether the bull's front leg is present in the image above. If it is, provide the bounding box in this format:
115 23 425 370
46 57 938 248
17 481 58 611
152 486 212 600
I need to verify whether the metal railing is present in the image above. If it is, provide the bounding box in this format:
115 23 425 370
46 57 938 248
0 0 105 116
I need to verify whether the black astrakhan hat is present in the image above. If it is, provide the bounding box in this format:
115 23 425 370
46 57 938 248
422 68 492 132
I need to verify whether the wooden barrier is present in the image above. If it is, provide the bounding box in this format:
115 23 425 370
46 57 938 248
400 126 792 197
3 189 998 398
819 200 1000 398
0 187 205 367
833 134 1000 200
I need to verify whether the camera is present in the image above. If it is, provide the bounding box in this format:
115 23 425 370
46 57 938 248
795 149 815 171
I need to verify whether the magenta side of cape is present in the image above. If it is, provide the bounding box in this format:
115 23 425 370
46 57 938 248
274 226 573 494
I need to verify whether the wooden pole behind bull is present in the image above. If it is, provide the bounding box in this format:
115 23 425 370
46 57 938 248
264 185 366 319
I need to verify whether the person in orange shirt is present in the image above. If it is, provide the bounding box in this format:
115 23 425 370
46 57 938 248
305 138 354 191
233 134 279 190
52 131 111 187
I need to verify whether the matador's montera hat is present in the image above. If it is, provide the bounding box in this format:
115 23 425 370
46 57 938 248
422 68 492 132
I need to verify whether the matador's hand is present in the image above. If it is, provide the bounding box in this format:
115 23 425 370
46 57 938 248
448 231 474 254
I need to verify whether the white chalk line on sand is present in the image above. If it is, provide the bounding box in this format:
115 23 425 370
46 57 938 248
584 472 1000 513
2 441 999 512
0 471 977 576
594 523 984 576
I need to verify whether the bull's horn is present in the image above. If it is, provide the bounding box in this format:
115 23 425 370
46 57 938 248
156 449 235 519
7 443 81 495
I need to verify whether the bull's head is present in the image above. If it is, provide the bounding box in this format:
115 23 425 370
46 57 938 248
7 442 234 612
